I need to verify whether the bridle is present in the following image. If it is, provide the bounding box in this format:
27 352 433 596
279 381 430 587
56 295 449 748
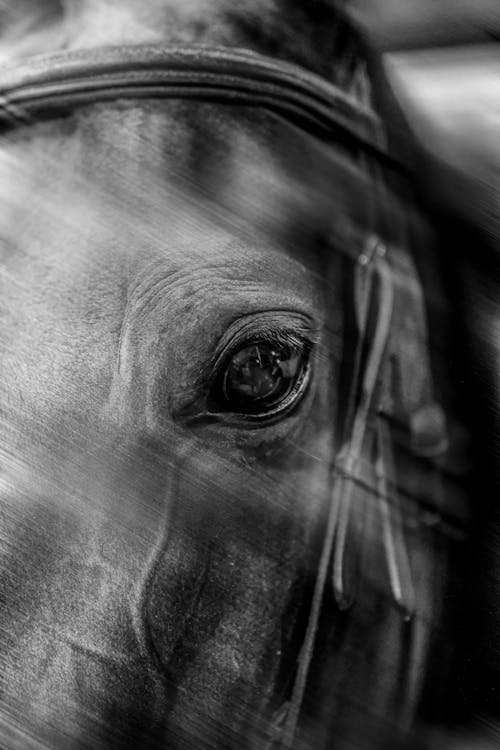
0 43 400 162
0 44 454 749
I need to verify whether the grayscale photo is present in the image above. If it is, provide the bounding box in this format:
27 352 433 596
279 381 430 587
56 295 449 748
0 1 498 748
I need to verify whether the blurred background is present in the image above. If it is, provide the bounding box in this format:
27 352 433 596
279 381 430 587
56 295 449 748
345 1 500 747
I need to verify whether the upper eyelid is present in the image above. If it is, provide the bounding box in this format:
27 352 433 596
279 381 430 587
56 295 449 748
211 311 319 364
212 327 315 371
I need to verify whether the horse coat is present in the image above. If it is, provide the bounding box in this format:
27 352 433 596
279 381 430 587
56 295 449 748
0 2 473 749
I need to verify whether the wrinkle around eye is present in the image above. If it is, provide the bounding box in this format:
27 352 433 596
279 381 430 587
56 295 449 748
108 234 333 440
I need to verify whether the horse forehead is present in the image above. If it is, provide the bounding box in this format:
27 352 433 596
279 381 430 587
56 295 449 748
0 0 264 51
62 0 287 43
64 0 178 46
0 0 209 60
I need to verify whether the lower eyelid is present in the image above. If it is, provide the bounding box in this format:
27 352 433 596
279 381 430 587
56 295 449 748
182 371 315 444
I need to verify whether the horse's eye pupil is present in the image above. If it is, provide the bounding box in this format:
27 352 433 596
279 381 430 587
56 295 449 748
225 345 282 400
218 341 308 417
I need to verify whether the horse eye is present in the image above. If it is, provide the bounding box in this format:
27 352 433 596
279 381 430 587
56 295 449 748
211 340 311 419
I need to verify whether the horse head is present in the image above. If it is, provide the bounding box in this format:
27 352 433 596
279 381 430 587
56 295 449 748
0 2 472 748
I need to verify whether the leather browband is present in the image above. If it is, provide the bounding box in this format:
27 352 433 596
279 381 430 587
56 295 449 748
0 44 402 168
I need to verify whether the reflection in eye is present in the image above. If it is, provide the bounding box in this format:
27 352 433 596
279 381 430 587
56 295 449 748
211 337 311 420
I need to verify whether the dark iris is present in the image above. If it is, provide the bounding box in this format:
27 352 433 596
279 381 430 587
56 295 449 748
217 341 308 416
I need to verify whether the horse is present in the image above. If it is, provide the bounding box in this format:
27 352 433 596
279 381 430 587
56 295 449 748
0 1 474 748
